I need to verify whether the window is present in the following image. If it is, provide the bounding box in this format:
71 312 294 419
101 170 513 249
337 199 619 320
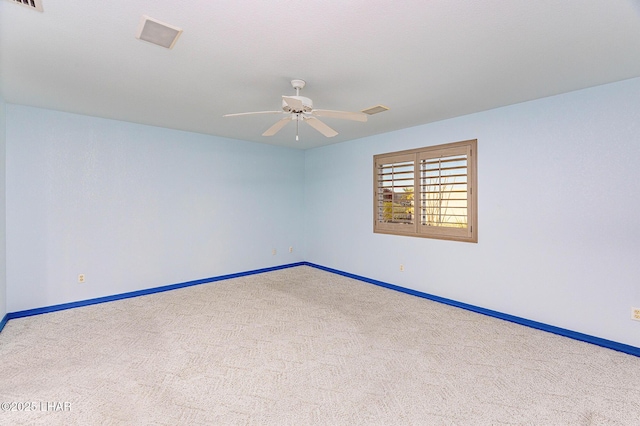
374 139 477 243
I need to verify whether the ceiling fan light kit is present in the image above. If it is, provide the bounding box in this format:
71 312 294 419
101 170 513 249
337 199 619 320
224 79 368 141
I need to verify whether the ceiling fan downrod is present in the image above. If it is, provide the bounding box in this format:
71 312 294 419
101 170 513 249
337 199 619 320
291 79 305 96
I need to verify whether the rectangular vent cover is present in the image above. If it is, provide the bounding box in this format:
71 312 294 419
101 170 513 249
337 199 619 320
362 105 390 115
8 0 43 12
136 15 183 49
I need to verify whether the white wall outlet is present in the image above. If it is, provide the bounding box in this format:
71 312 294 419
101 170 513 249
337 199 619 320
272 248 276 255
399 264 404 272
289 246 293 253
78 274 85 283
632 307 640 321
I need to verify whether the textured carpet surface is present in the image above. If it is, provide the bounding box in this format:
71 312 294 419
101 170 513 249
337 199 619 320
1 266 639 425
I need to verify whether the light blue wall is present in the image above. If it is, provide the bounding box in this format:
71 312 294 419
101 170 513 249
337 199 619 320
0 97 6 321
6 106 304 312
305 77 640 348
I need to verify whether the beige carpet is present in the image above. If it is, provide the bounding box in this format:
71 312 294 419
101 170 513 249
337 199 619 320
1 266 639 425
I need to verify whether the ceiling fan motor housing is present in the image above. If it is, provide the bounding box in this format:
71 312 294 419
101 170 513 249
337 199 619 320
282 96 313 113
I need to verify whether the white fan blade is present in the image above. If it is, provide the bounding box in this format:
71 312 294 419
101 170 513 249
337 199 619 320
262 117 291 136
312 109 368 122
282 96 304 111
304 117 338 137
223 111 282 117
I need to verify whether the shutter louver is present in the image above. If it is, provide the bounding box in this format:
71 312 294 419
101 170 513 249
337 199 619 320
377 160 415 225
374 153 416 234
420 154 468 228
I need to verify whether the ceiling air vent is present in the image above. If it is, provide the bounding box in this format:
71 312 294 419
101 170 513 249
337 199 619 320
362 105 389 115
136 15 183 49
8 0 43 12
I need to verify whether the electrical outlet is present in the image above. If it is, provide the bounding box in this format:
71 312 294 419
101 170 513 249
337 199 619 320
289 246 293 253
272 248 276 255
78 274 85 283
632 307 640 321
399 264 404 272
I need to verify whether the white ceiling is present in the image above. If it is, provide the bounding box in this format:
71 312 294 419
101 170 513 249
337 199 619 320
1 0 640 149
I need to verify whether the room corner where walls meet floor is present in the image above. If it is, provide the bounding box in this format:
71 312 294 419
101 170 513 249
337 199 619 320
1 262 638 358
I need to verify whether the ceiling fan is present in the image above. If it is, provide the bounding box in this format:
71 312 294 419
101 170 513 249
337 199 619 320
223 79 367 141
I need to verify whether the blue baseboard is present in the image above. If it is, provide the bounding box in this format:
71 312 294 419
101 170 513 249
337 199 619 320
6 262 306 321
2 261 639 358
303 262 640 358
0 314 8 333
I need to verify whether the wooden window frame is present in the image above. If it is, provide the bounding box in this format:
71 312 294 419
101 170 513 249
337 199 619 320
373 139 477 243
